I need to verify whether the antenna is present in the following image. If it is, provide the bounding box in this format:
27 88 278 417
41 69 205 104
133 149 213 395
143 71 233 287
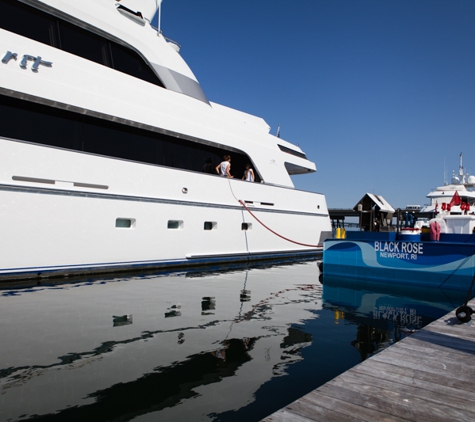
444 156 446 185
158 0 162 33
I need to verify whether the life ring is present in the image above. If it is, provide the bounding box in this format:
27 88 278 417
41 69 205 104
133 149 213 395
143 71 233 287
441 202 446 211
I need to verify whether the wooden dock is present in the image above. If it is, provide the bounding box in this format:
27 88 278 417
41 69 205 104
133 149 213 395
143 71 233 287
262 298 475 422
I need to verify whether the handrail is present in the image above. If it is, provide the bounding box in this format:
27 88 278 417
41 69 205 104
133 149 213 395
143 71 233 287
164 36 182 51
151 25 183 51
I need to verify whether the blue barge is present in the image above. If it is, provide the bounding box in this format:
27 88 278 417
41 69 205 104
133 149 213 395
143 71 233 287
323 214 475 291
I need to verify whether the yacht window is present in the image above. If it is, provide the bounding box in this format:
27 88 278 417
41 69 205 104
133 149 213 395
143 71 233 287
1 0 56 46
0 0 164 87
204 222 217 230
278 144 307 159
110 42 161 86
58 20 112 67
0 95 261 180
116 218 135 228
167 220 183 229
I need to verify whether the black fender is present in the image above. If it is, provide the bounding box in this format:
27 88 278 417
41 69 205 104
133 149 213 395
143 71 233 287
455 305 473 323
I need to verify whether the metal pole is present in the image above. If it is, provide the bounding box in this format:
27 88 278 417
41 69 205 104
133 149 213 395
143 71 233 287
158 0 162 33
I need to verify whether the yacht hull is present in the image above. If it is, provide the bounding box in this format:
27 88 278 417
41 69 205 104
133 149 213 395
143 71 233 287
1 138 331 280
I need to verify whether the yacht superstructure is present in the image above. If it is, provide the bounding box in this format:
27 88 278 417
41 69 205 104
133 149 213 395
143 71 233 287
0 0 331 280
420 153 475 213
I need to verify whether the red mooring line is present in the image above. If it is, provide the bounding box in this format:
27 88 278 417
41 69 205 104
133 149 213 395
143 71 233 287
239 200 322 248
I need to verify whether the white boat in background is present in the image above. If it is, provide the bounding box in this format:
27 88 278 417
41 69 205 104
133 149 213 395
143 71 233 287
0 0 331 280
420 153 475 213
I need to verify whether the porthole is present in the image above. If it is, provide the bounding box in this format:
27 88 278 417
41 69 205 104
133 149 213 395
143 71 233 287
204 221 217 230
241 223 252 231
168 220 183 229
116 218 135 228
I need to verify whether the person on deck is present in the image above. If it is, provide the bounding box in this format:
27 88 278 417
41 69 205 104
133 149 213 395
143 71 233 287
430 220 440 241
242 164 255 182
202 157 215 174
216 155 233 178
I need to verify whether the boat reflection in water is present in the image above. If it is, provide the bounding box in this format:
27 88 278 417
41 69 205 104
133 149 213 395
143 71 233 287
0 261 322 422
322 274 469 360
0 262 468 421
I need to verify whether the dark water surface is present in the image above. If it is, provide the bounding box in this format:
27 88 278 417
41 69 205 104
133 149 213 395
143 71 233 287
0 260 469 421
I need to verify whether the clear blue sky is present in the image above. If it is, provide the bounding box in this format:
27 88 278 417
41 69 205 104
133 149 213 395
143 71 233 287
155 0 475 209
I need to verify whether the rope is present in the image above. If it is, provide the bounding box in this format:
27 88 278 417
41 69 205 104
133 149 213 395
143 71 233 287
239 199 322 248
438 252 475 288
463 272 475 306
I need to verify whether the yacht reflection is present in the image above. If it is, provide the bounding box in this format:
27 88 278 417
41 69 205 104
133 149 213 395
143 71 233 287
322 274 467 360
201 296 216 315
112 314 133 327
0 262 321 421
26 337 259 421
165 304 182 318
1 333 311 421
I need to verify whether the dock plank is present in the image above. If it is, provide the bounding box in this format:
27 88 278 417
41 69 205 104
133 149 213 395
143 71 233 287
369 338 475 377
265 392 407 422
421 326 475 342
296 393 407 422
263 298 475 421
393 336 475 367
315 381 453 422
279 396 358 422
263 409 317 422
327 367 475 417
350 359 475 397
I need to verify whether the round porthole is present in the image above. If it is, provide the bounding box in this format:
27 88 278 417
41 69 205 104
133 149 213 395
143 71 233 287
182 187 188 194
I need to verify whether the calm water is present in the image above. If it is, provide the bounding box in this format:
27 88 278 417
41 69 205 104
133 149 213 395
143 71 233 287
0 260 470 421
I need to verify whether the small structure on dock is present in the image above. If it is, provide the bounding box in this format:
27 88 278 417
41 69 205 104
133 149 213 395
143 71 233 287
354 193 395 232
328 194 435 233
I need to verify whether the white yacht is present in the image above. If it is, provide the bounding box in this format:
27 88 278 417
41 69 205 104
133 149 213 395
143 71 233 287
0 0 331 280
420 153 475 213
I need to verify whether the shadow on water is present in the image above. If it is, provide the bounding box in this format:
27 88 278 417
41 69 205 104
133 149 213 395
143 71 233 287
0 261 469 422
0 256 317 292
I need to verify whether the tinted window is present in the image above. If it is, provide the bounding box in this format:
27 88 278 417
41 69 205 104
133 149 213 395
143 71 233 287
0 95 259 181
278 144 307 159
111 43 159 85
0 0 163 87
0 0 57 46
58 20 111 67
